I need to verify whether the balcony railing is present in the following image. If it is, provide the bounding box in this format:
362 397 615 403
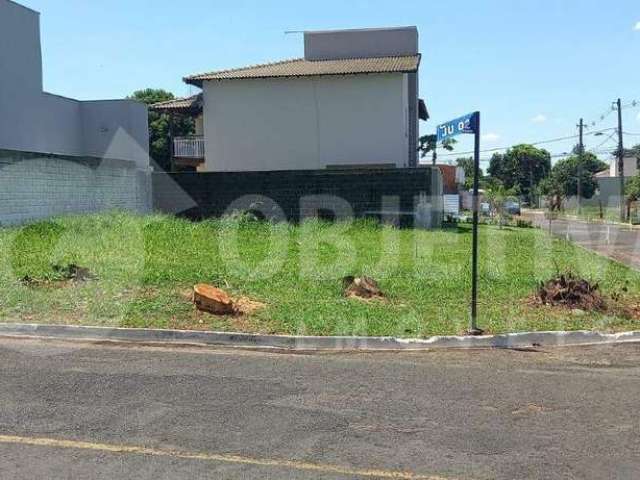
173 135 204 159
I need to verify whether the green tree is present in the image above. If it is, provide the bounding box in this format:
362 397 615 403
456 157 484 190
487 144 552 203
625 173 640 219
484 179 517 228
546 152 607 199
129 89 194 171
418 135 456 165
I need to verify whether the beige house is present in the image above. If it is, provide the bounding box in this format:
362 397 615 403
152 27 428 172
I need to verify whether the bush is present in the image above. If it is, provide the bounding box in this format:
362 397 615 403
515 219 533 229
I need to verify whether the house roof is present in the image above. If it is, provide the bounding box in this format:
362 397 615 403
184 54 421 87
150 94 203 114
594 168 611 178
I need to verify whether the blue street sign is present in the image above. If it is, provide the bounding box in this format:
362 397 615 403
437 112 479 142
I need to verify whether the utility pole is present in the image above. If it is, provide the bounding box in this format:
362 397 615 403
616 99 625 222
577 118 584 214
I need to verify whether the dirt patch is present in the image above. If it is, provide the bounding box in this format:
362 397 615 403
21 263 96 288
233 296 267 316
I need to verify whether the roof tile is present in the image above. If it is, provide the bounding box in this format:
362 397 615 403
184 55 420 86
150 94 202 112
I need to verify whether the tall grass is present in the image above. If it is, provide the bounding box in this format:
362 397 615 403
0 211 638 336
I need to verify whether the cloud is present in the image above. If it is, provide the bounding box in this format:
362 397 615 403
635 21 640 31
531 114 547 124
482 133 500 143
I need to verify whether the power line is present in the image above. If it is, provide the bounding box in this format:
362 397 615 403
585 104 616 129
584 100 638 129
438 127 616 158
593 130 618 150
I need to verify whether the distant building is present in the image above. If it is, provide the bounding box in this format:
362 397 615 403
593 155 639 207
435 164 465 216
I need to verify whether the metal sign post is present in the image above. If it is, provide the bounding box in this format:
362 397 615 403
437 112 484 335
470 112 482 335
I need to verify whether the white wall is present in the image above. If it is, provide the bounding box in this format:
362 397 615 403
304 27 418 61
202 73 408 172
0 0 149 166
609 156 639 178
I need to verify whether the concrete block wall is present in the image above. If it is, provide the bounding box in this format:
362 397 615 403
153 167 443 227
0 150 151 226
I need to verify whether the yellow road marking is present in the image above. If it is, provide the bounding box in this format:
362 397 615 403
0 434 453 480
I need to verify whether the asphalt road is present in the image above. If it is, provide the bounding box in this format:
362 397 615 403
0 337 639 479
526 212 640 269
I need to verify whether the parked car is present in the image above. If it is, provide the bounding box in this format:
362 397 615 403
504 200 521 216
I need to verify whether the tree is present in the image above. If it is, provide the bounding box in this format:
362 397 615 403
487 144 552 203
538 176 564 212
418 135 456 165
129 89 194 171
625 173 640 220
547 152 607 199
484 179 517 228
456 157 484 190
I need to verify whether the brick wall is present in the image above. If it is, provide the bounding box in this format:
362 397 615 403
153 167 443 227
0 149 151 226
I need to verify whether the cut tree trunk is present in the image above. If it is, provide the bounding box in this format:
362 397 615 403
193 284 234 315
342 276 385 299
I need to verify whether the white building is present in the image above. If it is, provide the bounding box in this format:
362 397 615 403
153 27 427 172
0 0 149 168
608 156 639 178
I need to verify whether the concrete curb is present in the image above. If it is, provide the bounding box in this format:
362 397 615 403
0 323 639 351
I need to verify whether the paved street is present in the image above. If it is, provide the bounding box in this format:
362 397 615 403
0 337 639 479
526 211 640 270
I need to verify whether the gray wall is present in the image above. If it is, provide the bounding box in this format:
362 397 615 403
0 150 151 226
81 101 150 170
153 166 443 228
304 27 418 60
0 0 149 165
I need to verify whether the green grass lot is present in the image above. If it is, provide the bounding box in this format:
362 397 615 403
1 211 639 337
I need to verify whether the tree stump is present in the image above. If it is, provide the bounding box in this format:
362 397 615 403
193 284 234 315
342 276 384 299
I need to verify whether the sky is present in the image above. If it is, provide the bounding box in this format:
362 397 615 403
17 0 640 168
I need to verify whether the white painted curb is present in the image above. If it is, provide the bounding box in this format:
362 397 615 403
0 323 639 351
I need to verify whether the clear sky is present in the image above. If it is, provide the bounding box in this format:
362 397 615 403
18 0 640 167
